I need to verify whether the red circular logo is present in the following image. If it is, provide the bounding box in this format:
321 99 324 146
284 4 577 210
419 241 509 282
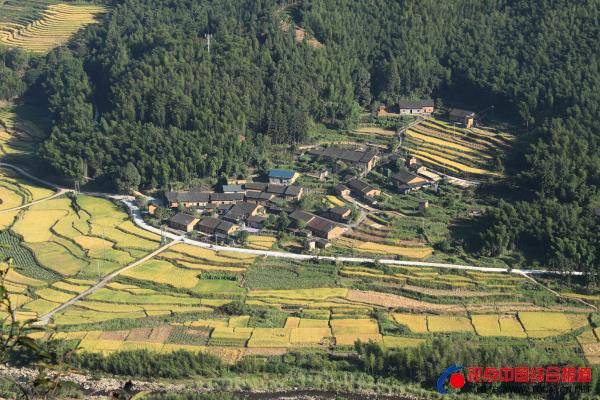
449 372 466 389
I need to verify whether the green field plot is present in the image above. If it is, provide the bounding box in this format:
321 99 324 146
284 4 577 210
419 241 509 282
25 241 87 276
0 230 60 280
87 287 201 305
121 259 201 289
209 327 252 347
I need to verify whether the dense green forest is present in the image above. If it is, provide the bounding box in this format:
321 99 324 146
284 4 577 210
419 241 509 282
0 0 597 273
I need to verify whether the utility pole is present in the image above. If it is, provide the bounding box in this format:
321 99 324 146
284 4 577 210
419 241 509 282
205 33 212 54
161 225 167 245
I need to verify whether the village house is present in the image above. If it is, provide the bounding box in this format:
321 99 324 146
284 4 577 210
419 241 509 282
289 209 347 240
283 185 304 201
269 169 299 185
246 215 267 230
221 184 245 194
165 191 210 208
307 217 347 240
346 178 381 199
398 99 435 115
308 147 379 172
197 217 238 236
324 206 352 223
392 170 431 194
448 108 476 128
223 202 264 224
244 182 268 191
209 193 244 205
168 213 199 232
245 190 275 204
333 184 351 197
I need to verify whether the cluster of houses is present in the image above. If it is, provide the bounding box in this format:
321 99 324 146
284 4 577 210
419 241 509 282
377 99 476 128
307 147 379 173
162 167 353 245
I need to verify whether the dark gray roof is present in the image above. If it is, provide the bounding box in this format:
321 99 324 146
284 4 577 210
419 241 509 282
225 202 260 219
398 99 434 109
346 178 376 194
247 215 267 224
169 213 198 226
289 209 315 223
165 191 210 203
198 217 222 230
215 219 236 233
334 183 349 192
392 170 421 185
245 182 268 191
449 108 475 118
221 184 244 193
284 186 302 197
308 147 377 165
210 193 244 202
329 206 351 216
307 216 338 233
245 190 262 200
266 184 286 195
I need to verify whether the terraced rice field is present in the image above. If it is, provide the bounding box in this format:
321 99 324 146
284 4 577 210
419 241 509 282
0 179 593 363
402 117 514 178
335 237 433 259
0 3 109 53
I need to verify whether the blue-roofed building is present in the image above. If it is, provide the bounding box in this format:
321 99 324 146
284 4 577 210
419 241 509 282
268 169 299 185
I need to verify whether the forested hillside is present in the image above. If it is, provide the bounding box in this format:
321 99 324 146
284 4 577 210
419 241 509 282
4 0 599 273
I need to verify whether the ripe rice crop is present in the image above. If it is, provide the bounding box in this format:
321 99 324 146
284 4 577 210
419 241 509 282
330 319 380 335
51 281 90 293
249 288 348 301
471 314 525 338
0 4 108 53
0 186 23 210
336 238 432 259
298 319 330 328
355 126 396 137
247 328 290 348
0 210 19 229
5 268 44 286
22 298 59 315
406 129 480 153
290 328 331 344
284 317 300 329
518 312 572 337
410 149 497 176
392 313 428 333
566 314 590 330
427 316 473 333
13 209 67 242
